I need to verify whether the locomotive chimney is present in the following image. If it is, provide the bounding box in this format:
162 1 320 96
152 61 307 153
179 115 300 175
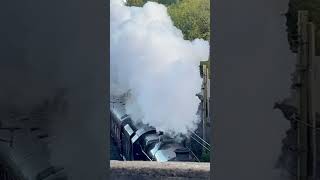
175 148 190 161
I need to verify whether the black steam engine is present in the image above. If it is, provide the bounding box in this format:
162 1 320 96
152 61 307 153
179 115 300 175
110 95 193 162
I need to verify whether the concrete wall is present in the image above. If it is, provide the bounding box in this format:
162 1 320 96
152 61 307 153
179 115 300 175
110 160 210 180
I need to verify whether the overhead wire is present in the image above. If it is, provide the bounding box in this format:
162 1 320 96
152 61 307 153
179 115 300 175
189 130 211 147
190 135 210 152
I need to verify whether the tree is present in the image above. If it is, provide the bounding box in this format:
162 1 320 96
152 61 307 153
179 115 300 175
155 0 178 6
126 0 144 7
168 0 210 41
285 0 320 53
126 0 178 7
200 150 210 162
126 0 210 41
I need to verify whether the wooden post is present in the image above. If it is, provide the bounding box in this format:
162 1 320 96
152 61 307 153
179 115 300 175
297 10 309 180
307 21 318 180
202 63 207 153
296 10 320 180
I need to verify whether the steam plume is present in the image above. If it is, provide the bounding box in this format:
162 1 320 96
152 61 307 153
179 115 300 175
110 0 209 135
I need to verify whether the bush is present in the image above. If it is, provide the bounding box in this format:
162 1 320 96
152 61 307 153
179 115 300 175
200 150 210 162
126 0 210 41
285 0 320 53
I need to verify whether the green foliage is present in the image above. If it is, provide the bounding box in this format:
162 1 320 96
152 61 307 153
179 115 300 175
200 150 210 162
285 0 320 52
126 0 145 6
168 0 210 40
126 0 210 41
126 0 178 7
151 0 178 6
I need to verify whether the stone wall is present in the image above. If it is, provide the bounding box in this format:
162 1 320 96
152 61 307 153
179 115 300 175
110 160 210 180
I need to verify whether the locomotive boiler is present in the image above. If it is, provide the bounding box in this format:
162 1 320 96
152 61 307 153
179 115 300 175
110 94 193 162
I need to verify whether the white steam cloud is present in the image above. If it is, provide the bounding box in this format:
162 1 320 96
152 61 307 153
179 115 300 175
110 0 209 134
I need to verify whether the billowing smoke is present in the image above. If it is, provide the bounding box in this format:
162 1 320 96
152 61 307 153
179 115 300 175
110 0 209 135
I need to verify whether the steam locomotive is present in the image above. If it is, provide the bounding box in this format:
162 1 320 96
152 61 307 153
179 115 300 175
110 94 193 162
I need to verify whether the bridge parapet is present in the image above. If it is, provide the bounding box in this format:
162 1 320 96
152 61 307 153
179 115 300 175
110 160 210 180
